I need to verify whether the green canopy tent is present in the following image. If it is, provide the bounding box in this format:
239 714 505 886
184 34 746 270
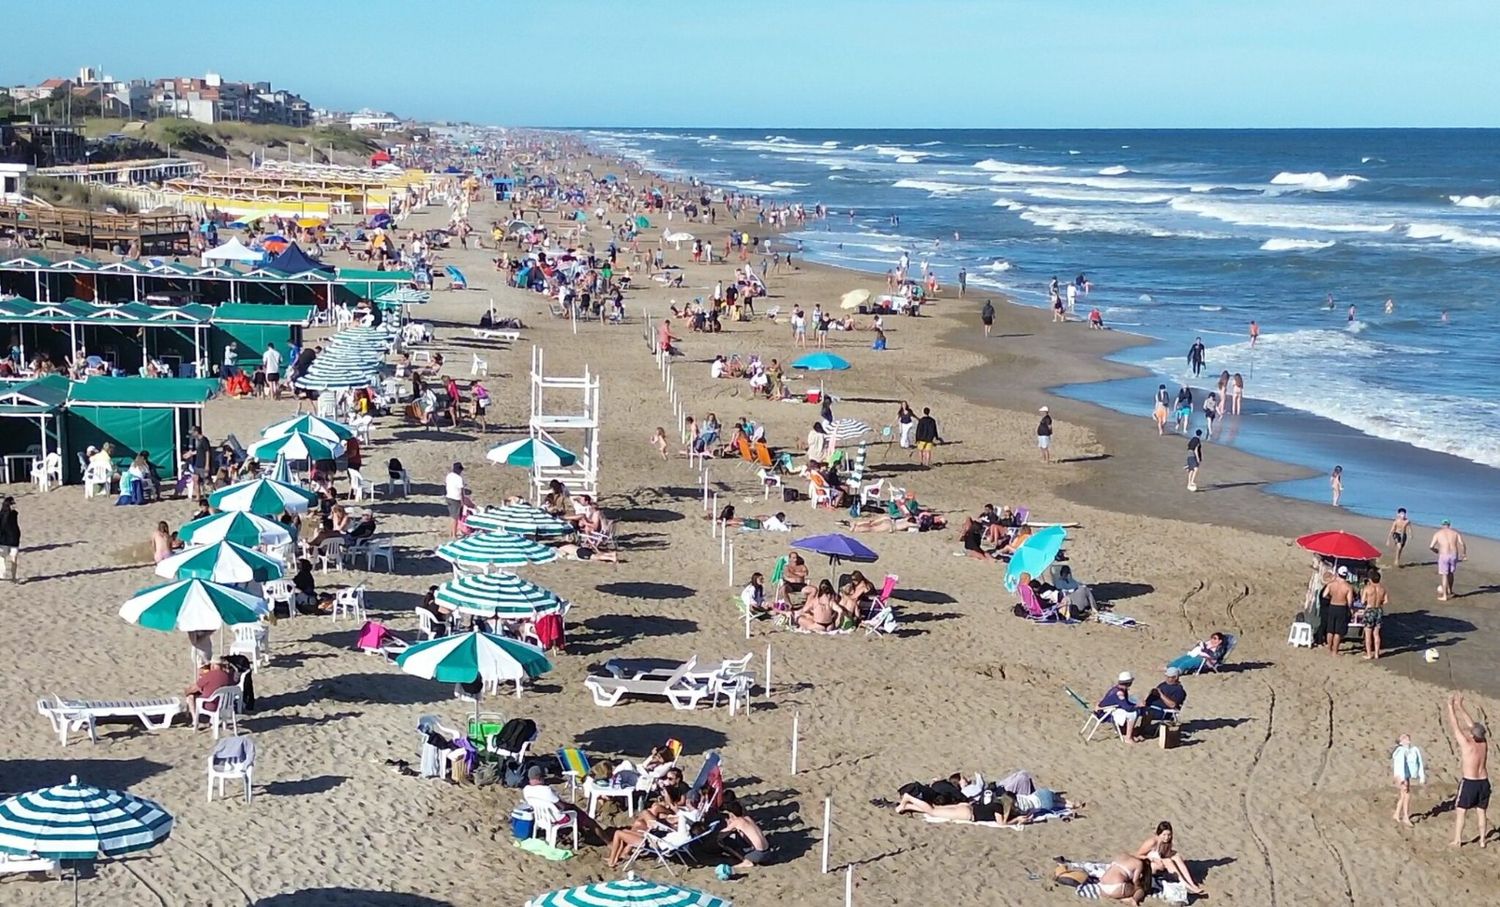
210 303 312 372
0 375 69 482
65 377 217 480
336 268 415 304
0 299 213 377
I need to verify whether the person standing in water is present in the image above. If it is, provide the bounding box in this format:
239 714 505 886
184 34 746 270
1248 320 1260 347
1330 465 1343 506
958 268 967 297
980 299 995 337
1348 305 1357 323
1430 520 1467 601
1231 373 1244 415
1203 393 1220 440
1153 384 1170 436
1446 693 1489 848
1187 337 1206 377
1389 507 1411 567
1174 385 1194 434
1216 370 1231 409
1385 297 1395 315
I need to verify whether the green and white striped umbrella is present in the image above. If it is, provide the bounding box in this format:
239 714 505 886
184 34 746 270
435 531 558 569
248 430 343 463
376 287 430 306
179 510 291 547
526 874 731 907
154 541 285 583
262 413 356 443
295 370 377 391
120 578 267 632
486 437 578 469
435 573 563 620
209 477 317 516
396 629 551 700
0 776 173 863
466 503 570 536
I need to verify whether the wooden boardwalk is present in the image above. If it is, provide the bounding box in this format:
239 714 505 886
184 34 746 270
0 203 193 252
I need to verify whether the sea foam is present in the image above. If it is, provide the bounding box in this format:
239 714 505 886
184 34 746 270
1269 171 1368 192
1259 238 1336 252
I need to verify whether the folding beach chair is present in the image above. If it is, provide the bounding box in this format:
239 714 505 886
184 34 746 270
558 746 590 799
1066 686 1125 742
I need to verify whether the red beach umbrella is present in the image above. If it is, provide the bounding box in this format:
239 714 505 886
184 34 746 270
1295 530 1381 561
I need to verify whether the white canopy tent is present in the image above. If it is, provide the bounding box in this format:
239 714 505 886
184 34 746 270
201 238 267 267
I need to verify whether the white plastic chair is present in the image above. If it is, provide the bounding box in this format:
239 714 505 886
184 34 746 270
206 737 255 804
262 578 295 618
315 538 346 573
471 354 488 377
530 801 579 849
193 686 242 739
416 608 450 640
82 463 112 499
387 468 411 497
331 584 366 621
31 452 61 492
365 537 396 572
229 623 270 668
1288 621 1315 648
349 414 374 445
348 468 379 502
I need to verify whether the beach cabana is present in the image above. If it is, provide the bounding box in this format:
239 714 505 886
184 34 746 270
64 377 217 479
0 374 69 482
268 243 335 275
210 303 311 370
202 237 266 267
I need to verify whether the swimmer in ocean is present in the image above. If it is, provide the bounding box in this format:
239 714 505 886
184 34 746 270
1249 320 1260 347
1348 305 1356 323
1385 298 1395 315
1326 293 1335 310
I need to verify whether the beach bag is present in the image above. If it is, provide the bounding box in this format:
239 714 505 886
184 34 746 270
782 487 798 503
1161 880 1190 905
1052 866 1088 888
502 760 527 788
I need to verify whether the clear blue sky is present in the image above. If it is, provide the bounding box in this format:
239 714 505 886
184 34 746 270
8 0 1496 128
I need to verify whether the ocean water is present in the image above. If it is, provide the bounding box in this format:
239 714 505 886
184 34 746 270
579 128 1500 534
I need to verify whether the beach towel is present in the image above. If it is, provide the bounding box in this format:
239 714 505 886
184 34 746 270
1064 862 1169 901
513 837 573 861
1095 612 1143 630
920 808 1076 830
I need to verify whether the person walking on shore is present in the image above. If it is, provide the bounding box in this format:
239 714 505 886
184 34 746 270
1153 384 1170 436
1430 520 1467 601
1446 694 1489 848
1361 568 1387 660
1185 430 1203 491
1187 337 1206 378
914 407 939 468
980 299 995 337
1389 507 1411 567
1329 465 1344 506
0 496 18 583
958 268 967 297
1391 733 1425 827
896 401 916 450
1036 407 1053 464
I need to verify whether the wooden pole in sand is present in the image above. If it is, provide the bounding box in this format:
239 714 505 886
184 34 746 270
790 710 799 774
821 796 832 873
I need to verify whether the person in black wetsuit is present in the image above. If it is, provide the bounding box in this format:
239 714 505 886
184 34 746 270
1187 337 1206 377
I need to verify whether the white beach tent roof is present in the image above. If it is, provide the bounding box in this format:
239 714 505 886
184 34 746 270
202 237 266 266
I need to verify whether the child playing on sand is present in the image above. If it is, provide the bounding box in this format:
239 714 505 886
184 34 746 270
1391 733 1425 826
650 427 669 460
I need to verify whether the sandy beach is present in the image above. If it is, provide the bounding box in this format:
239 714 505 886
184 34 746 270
2 136 1498 907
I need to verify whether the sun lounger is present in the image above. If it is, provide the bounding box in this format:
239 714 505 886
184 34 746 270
37 696 182 746
470 327 520 343
582 657 711 710
0 852 61 877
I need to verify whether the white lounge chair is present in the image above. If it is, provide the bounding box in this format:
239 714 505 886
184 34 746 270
0 852 61 878
582 657 711 710
470 327 520 343
36 696 182 746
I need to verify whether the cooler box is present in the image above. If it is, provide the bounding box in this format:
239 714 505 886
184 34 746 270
510 805 535 839
805 389 821 404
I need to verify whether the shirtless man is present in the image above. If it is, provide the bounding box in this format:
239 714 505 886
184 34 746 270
1388 507 1411 567
1447 694 1489 847
1323 569 1356 655
1430 520 1466 601
719 799 771 870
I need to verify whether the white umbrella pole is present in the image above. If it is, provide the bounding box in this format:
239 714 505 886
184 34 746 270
764 643 773 701
720 526 727 563
744 596 751 640
701 471 709 510
791 709 799 774
821 796 833 873
845 865 854 906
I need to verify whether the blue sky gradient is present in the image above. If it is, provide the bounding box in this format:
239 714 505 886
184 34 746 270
7 0 1495 127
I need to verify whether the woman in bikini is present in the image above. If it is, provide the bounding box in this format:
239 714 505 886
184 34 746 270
1134 821 1205 895
796 580 839 631
1231 372 1244 415
1097 855 1150 903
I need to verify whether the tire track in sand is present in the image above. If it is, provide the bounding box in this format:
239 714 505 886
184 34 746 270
1311 686 1356 905
1241 682 1278 905
1179 580 1205 635
1224 581 1250 636
121 862 169 906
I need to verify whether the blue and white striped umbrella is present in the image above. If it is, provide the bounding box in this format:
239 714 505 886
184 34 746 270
435 531 558 570
828 418 870 441
466 503 570 536
526 874 730 907
0 776 173 862
435 573 564 620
